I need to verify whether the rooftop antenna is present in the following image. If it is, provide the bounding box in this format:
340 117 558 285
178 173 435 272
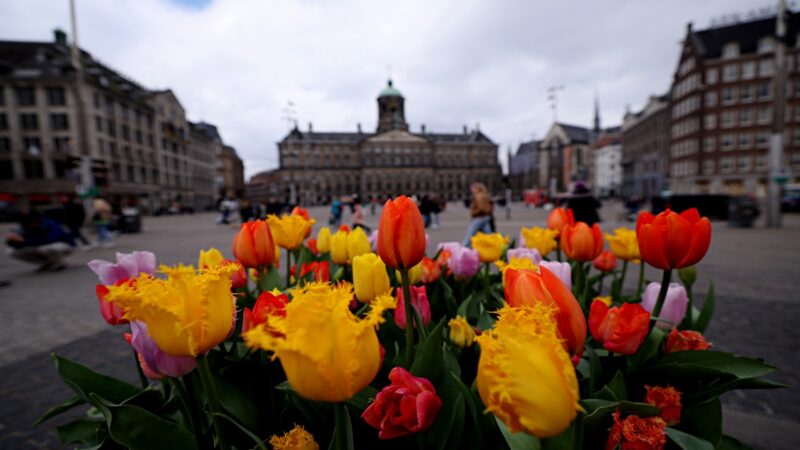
547 85 564 122
281 100 296 131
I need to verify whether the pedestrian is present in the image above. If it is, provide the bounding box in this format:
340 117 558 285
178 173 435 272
370 196 377 216
330 198 342 227
504 188 512 220
62 196 90 247
566 182 602 225
239 199 254 223
91 197 115 247
463 182 493 247
5 211 75 271
431 194 442 229
419 194 434 228
351 196 370 233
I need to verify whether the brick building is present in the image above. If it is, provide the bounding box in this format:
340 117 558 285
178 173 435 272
621 94 671 199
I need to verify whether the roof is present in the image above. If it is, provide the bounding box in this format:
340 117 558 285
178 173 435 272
557 123 592 143
515 140 540 155
592 134 621 148
281 127 495 144
378 79 403 98
691 11 800 58
191 121 223 142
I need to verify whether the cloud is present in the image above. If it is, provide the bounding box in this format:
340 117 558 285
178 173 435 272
0 0 772 178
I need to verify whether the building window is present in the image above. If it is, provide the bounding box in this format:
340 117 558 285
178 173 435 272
705 68 718 84
703 159 715 175
53 137 70 153
737 156 751 173
15 87 36 106
703 137 716 152
739 108 753 126
20 113 39 130
0 137 10 153
720 157 734 173
721 133 735 151
0 113 7 130
722 43 739 59
759 60 775 78
758 37 776 54
722 87 736 105
757 107 772 124
741 61 755 80
738 133 752 149
50 113 69 130
721 110 736 128
46 87 66 106
95 116 103 132
704 91 717 107
756 131 769 147
24 159 44 179
740 85 753 103
756 154 768 171
757 82 772 100
722 64 738 82
107 119 116 136
704 114 716 130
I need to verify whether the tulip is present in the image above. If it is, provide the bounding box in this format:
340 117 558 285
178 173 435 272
394 285 431 329
330 229 350 265
95 281 130 325
198 247 225 270
496 257 537 281
242 289 288 334
476 304 581 438
347 227 372 261
338 224 351 233
395 262 423 285
362 367 442 439
268 214 315 250
642 282 688 329
438 242 480 279
547 207 574 236
520 227 558 257
644 386 682 426
448 316 475 348
353 253 391 303
592 250 617 273
305 238 318 255
369 229 379 252
561 222 603 261
678 265 697 286
539 261 572 290
232 220 276 269
589 301 650 355
419 257 441 284
291 206 315 238
244 283 395 402
299 261 330 283
605 228 640 262
269 425 319 450
471 232 509 263
125 321 196 379
316 227 331 253
664 328 711 353
104 264 239 357
88 251 157 285
507 246 543 265
503 266 586 361
377 195 426 270
605 412 667 450
636 208 712 270
225 259 247 289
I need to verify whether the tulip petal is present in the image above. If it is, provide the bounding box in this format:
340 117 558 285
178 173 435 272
678 217 712 268
664 212 693 268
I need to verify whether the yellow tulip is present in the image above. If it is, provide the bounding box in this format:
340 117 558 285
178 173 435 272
198 247 225 269
330 230 349 265
495 257 537 283
471 232 509 263
353 253 391 303
267 214 315 250
520 227 558 257
347 227 372 262
316 227 331 253
448 316 475 348
395 261 422 285
476 304 581 438
105 264 238 357
605 228 640 262
270 425 319 450
244 282 395 402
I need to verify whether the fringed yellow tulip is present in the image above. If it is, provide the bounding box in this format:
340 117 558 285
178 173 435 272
471 232 509 263
605 228 640 262
268 214 315 250
520 227 558 257
476 304 581 438
105 264 238 357
448 316 475 348
269 425 319 450
347 227 372 262
330 230 349 265
316 227 331 253
244 282 395 402
198 247 224 269
353 253 391 303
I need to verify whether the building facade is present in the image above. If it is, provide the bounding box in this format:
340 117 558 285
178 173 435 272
669 15 800 195
0 31 236 212
507 140 539 198
538 122 593 193
621 94 671 199
219 145 244 199
275 80 501 204
592 134 622 197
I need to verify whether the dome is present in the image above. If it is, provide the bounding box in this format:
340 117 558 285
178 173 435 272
378 79 403 98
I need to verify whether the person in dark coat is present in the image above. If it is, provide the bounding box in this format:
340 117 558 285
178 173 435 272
62 196 90 246
566 182 602 225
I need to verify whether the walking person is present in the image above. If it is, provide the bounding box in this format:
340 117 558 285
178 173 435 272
431 194 442 229
419 194 434 228
62 196 90 247
351 196 370 233
92 197 115 247
463 182 493 247
566 182 602 226
6 211 75 271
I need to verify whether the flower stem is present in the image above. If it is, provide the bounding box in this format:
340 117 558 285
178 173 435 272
285 249 292 287
171 378 199 443
648 269 672 332
598 273 605 295
331 402 352 450
131 349 148 389
556 244 562 262
401 269 415 368
197 354 229 450
635 261 646 298
685 284 694 329
581 264 592 302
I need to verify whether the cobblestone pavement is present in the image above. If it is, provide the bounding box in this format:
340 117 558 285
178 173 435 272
1 203 798 449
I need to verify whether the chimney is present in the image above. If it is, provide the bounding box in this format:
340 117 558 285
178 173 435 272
308 122 313 133
687 21 693 33
463 125 468 134
421 124 426 133
357 122 362 133
54 29 67 46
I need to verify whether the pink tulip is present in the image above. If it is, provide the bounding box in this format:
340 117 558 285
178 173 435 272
507 247 543 265
394 286 431 329
539 261 572 290
438 242 480 280
88 251 157 285
642 282 688 329
125 321 196 379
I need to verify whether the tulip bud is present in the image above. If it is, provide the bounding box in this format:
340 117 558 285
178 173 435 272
448 316 476 348
330 230 349 265
419 257 441 284
269 425 319 450
353 253 391 303
636 208 711 270
641 282 688 329
678 265 697 287
471 232 510 263
589 300 650 355
347 227 372 262
394 285 431 329
232 220 276 269
592 250 617 273
665 328 711 353
316 227 331 253
547 207 574 236
198 247 225 270
362 367 442 439
561 222 603 262
644 385 682 426
377 195 426 270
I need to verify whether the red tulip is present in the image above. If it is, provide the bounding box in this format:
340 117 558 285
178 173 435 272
636 208 711 270
547 207 574 236
299 261 330 283
95 281 130 325
232 220 276 269
377 195 426 270
362 367 442 439
664 328 711 353
242 290 288 335
605 412 667 450
644 386 682 426
394 286 431 329
306 238 318 255
561 222 603 261
592 250 617 273
589 300 650 355
420 257 441 284
504 266 586 362
222 259 247 289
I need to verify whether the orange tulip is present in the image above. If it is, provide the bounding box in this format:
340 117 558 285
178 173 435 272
589 300 650 355
636 209 711 270
547 207 574 236
592 250 617 273
561 222 603 261
377 195 426 270
503 266 586 362
420 257 441 284
232 220 276 269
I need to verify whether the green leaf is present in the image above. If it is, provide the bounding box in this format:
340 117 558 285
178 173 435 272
440 278 458 317
328 404 354 450
693 281 714 332
679 397 722 447
36 394 85 424
585 346 601 392
582 399 660 428
592 370 627 401
666 427 714 450
642 351 777 380
715 434 755 450
261 266 282 291
448 372 487 449
495 416 541 450
541 422 576 450
53 354 141 405
92 394 198 450
56 419 104 445
213 412 267 450
628 326 665 368
410 318 448 384
346 385 379 411
296 246 315 268
214 373 262 432
423 377 465 450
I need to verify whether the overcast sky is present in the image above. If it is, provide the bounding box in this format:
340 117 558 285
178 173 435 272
0 0 778 178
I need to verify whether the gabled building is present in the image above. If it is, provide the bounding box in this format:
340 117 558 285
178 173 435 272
507 139 540 197
538 122 594 193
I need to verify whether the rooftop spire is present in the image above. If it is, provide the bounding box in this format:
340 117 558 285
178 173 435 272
593 89 601 134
